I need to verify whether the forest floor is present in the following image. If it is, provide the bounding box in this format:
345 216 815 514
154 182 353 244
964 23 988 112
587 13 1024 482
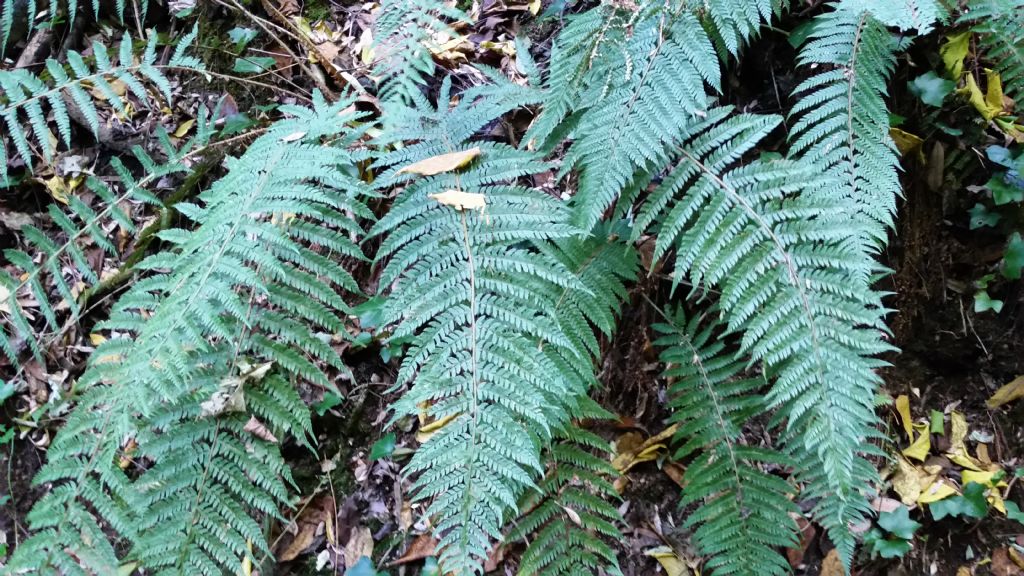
1 0 1023 575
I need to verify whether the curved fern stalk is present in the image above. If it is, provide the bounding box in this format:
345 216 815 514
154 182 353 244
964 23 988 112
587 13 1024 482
372 137 585 572
509 400 624 576
634 109 893 566
788 5 904 262
652 306 797 576
0 26 203 184
0 116 215 376
8 93 373 574
961 0 1024 97
371 0 471 103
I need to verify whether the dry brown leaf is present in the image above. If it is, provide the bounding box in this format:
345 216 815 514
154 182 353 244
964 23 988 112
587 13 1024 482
243 416 279 443
820 549 845 576
277 495 334 562
343 525 373 568
993 547 1024 576
428 190 487 212
987 375 1024 408
396 147 481 176
389 534 438 566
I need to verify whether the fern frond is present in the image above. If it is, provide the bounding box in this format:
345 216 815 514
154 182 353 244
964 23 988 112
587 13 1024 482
961 0 1024 97
653 307 797 576
789 5 903 260
9 93 371 575
699 0 786 57
509 399 624 576
0 27 202 183
837 0 945 32
562 2 720 231
371 0 471 103
634 109 893 566
0 115 214 372
373 113 589 570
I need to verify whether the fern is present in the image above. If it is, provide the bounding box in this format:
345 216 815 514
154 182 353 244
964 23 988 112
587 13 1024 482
788 4 904 259
0 116 215 381
509 404 623 576
633 108 893 565
371 0 471 103
0 27 202 184
653 307 797 576
961 0 1024 98
699 0 787 58
1 0 152 51
502 224 636 576
8 94 372 574
372 82 593 569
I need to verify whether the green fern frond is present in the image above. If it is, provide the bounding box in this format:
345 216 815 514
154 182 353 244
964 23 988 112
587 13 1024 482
633 109 893 566
373 111 590 571
371 0 471 103
1 0 153 52
509 399 624 576
699 0 787 58
0 115 214 373
0 27 202 183
789 5 903 260
961 0 1024 97
561 2 720 231
837 0 945 32
9 93 371 575
653 307 797 576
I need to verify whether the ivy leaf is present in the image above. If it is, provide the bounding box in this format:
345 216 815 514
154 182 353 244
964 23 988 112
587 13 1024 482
370 432 396 461
878 506 921 539
930 482 989 520
974 290 1004 314
874 537 912 559
227 27 258 52
355 296 387 330
346 557 379 576
987 175 1024 205
968 203 1001 229
1007 501 1024 525
232 56 276 74
314 392 344 416
909 72 955 107
1002 233 1024 280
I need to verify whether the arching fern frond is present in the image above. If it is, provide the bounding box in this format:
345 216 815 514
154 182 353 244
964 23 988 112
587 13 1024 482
0 115 214 376
509 400 624 576
789 5 902 260
633 108 893 566
699 0 787 58
372 135 584 572
8 93 372 575
0 27 202 183
561 1 720 231
961 0 1024 97
371 0 471 103
653 307 797 576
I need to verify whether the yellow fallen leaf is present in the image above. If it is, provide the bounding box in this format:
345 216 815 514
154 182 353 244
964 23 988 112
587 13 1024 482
955 567 971 576
416 412 459 443
902 422 931 461
820 549 846 576
893 455 932 505
890 128 925 162
89 334 107 346
43 175 71 205
645 546 688 576
918 478 958 504
429 190 487 211
611 424 679 474
962 469 1009 513
173 118 196 138
1009 547 1024 569
528 0 540 15
941 31 970 79
986 375 1024 408
397 147 481 176
895 394 914 441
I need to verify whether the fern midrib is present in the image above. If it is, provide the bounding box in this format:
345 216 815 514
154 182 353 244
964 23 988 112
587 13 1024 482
677 148 844 484
844 12 870 203
671 319 751 550
456 206 484 561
